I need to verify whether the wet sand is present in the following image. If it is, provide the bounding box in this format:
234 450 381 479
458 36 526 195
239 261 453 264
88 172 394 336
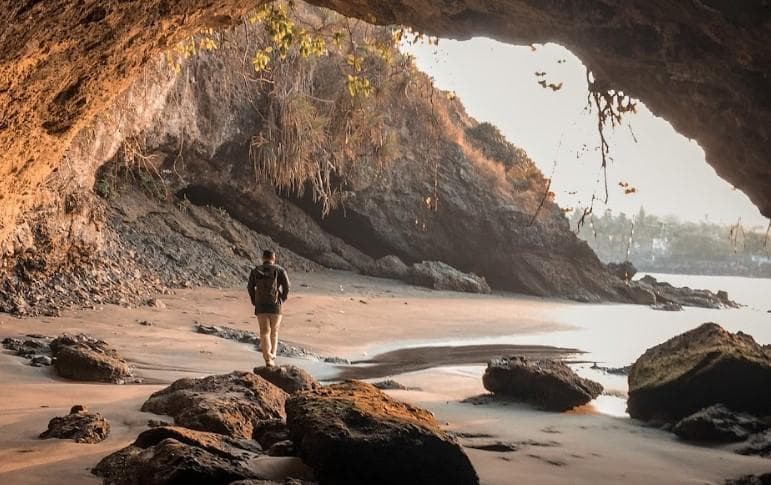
1 269 769 484
338 343 581 380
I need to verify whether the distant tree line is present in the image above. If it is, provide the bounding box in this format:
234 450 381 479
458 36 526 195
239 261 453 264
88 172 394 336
571 207 771 277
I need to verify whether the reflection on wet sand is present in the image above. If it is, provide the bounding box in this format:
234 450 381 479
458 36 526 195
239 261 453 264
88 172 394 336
336 343 581 380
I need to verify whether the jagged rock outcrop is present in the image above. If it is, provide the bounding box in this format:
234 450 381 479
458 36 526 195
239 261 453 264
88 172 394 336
51 334 134 383
40 405 110 444
285 380 479 485
141 371 288 439
627 323 771 423
634 275 738 309
482 356 603 411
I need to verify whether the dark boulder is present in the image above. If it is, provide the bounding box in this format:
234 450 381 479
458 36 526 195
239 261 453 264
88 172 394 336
266 440 296 457
92 426 267 485
252 419 292 449
482 356 602 411
285 380 478 485
725 474 771 485
366 255 410 280
39 405 110 444
50 334 134 383
607 261 637 281
672 404 767 442
141 371 287 439
627 323 771 422
253 365 319 394
410 261 491 294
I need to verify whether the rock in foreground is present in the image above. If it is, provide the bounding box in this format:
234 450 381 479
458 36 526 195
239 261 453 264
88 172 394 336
141 371 287 439
286 380 478 485
482 356 603 411
253 365 319 394
673 404 768 442
410 261 491 294
627 323 771 422
50 334 134 383
725 474 771 485
92 426 268 485
40 405 110 444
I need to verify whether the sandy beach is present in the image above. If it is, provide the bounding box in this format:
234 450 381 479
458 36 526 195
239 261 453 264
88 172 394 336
1 270 769 484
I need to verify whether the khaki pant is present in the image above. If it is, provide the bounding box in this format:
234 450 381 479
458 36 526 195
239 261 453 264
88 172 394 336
257 313 283 363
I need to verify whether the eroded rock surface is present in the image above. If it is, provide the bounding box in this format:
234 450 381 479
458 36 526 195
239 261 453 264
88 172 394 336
627 323 771 422
51 334 134 383
141 371 287 439
482 356 603 411
286 380 479 485
253 366 319 395
635 275 738 309
92 426 267 485
40 405 110 444
2 335 53 366
410 261 492 294
673 404 768 443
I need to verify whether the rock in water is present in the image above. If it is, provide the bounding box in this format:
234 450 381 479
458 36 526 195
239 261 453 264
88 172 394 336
253 365 319 394
410 261 491 294
673 404 768 442
627 323 771 422
141 371 287 439
40 405 110 444
285 380 479 485
482 356 603 411
92 426 269 485
50 334 133 383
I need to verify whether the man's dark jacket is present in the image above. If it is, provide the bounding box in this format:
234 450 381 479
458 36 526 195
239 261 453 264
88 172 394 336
247 263 290 315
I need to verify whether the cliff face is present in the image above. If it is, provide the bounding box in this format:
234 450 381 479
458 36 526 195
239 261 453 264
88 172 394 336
0 4 627 314
0 0 768 262
100 9 623 301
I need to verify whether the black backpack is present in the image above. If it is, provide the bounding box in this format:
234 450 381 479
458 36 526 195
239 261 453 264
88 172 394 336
253 265 280 305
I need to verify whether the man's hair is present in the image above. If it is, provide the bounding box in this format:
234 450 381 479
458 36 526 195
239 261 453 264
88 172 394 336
262 249 276 260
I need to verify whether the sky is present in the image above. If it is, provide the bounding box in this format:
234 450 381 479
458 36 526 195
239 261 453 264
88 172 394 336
402 38 769 229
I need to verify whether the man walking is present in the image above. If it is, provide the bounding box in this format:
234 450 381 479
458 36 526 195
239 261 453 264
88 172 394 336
247 250 290 367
